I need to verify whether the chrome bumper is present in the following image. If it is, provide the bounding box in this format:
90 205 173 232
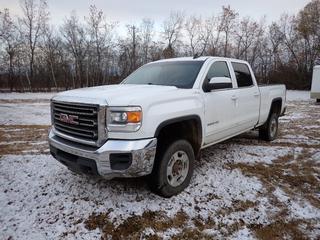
48 129 157 179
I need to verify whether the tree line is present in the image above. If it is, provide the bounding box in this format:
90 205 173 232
0 0 319 92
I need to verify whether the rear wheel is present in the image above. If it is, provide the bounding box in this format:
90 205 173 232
149 140 194 198
317 99 320 103
259 112 279 141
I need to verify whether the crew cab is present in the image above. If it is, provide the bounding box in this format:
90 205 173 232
48 57 286 197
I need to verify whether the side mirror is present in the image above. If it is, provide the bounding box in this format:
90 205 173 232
205 77 233 91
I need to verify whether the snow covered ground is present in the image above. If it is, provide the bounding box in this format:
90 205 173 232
0 90 319 239
0 103 50 125
285 90 311 101
0 92 56 100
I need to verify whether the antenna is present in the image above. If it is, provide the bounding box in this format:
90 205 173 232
193 53 200 59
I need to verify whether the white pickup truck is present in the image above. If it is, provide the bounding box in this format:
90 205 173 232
49 57 286 197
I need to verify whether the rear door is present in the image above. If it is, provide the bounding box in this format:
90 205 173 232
230 62 260 132
203 60 239 144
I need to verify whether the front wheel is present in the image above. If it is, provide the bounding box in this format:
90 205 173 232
149 140 195 198
259 112 279 141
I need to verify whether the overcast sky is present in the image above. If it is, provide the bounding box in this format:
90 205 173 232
1 0 310 28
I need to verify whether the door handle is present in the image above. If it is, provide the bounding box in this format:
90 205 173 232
231 95 238 100
254 92 260 97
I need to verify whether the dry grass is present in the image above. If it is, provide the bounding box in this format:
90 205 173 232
84 210 189 240
250 220 308 240
0 125 49 155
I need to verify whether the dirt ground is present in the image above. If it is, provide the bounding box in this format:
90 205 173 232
0 94 319 239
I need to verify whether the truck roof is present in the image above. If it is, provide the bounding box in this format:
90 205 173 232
314 65 320 69
154 56 249 64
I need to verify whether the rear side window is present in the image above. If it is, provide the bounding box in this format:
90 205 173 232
232 62 253 88
206 61 231 79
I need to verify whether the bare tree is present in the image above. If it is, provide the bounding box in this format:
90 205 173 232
40 26 62 90
19 0 49 88
125 24 141 73
278 15 301 68
219 5 238 57
269 22 284 70
61 12 88 88
0 9 22 91
140 18 154 64
206 15 223 56
184 15 213 57
86 5 116 85
296 0 320 72
234 17 259 60
162 11 184 58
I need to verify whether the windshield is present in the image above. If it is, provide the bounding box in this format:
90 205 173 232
122 61 205 89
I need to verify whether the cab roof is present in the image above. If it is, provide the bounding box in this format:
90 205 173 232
154 56 249 64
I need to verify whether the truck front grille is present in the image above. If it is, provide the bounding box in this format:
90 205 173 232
52 101 105 146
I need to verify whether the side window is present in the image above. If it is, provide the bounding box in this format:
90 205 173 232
231 62 253 88
206 61 231 80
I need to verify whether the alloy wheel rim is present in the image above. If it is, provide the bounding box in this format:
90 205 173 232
167 150 189 187
270 117 277 138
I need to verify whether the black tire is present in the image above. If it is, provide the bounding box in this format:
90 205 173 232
317 99 320 103
259 112 279 141
149 139 195 198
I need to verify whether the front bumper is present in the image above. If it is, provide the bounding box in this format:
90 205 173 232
48 129 157 179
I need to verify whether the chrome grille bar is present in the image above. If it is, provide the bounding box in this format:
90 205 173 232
51 101 106 146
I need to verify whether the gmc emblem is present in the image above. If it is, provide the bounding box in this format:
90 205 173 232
59 113 79 125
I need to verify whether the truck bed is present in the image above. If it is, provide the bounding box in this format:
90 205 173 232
258 84 286 127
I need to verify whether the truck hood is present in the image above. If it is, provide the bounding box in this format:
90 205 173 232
52 84 181 106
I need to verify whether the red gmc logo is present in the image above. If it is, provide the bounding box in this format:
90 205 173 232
59 113 79 125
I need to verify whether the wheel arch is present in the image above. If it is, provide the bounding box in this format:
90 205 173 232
269 97 283 116
154 115 203 157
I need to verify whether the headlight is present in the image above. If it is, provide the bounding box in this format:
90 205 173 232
107 106 142 132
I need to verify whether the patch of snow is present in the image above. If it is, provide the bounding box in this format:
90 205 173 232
273 138 320 146
142 227 156 237
302 125 320 130
286 91 310 101
0 92 56 100
289 201 320 220
273 188 320 220
160 228 180 240
312 152 320 161
202 228 218 237
0 141 28 145
273 187 290 203
223 145 292 164
0 103 50 125
281 134 309 140
280 112 309 121
230 227 255 240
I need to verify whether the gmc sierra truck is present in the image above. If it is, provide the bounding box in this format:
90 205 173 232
49 57 286 197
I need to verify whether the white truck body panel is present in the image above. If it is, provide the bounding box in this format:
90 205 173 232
311 65 320 99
